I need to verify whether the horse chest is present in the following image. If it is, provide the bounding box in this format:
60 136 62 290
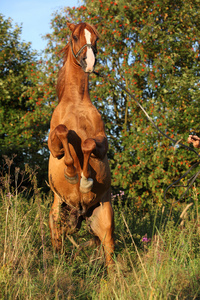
76 106 101 134
78 114 94 134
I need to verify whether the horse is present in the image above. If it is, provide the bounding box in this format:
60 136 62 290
48 22 114 266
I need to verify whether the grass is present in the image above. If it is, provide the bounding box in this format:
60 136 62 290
0 160 199 299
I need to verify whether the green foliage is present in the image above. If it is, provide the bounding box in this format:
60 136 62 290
0 15 53 185
1 0 200 203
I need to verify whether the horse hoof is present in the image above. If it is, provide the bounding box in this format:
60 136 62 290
80 174 93 193
64 169 79 184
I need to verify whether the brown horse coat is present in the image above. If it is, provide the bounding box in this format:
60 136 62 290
48 23 114 265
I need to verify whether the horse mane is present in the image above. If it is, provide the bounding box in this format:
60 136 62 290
56 42 70 101
56 23 99 102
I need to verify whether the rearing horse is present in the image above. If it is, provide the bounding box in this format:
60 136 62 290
48 22 114 265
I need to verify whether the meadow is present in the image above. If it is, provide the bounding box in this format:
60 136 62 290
0 159 199 299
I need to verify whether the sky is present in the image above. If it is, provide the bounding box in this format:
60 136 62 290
1 0 80 53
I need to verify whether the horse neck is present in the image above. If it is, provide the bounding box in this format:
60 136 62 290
59 56 91 105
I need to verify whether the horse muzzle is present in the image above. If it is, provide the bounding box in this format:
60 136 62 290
80 58 95 73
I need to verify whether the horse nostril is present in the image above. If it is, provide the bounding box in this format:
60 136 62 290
82 58 87 65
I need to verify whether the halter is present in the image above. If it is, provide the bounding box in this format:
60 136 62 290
70 39 97 67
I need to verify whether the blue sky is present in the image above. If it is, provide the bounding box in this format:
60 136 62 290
1 0 79 53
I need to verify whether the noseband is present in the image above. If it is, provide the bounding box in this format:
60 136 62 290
70 40 97 67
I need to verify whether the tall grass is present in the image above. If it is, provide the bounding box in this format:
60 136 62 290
0 159 199 299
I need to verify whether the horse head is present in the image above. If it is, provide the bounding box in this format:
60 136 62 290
67 22 99 73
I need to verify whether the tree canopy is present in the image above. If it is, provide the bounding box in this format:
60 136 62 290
0 14 53 185
1 0 200 206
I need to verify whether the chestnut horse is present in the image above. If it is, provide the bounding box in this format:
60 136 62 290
48 22 114 265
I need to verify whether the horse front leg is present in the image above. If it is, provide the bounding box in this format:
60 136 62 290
48 124 78 184
80 135 108 193
80 138 96 193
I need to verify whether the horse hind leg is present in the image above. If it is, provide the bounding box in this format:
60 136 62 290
89 199 114 267
49 124 78 184
80 138 96 193
49 193 63 252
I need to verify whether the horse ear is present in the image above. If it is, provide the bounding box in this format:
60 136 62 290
67 23 76 32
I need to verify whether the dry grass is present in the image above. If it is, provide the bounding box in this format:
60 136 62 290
0 159 199 299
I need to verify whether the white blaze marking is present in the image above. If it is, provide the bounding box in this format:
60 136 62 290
84 29 95 72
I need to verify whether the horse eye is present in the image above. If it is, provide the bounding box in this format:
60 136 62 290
73 35 78 42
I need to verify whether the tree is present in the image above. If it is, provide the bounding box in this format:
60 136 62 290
0 14 54 187
43 0 200 207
